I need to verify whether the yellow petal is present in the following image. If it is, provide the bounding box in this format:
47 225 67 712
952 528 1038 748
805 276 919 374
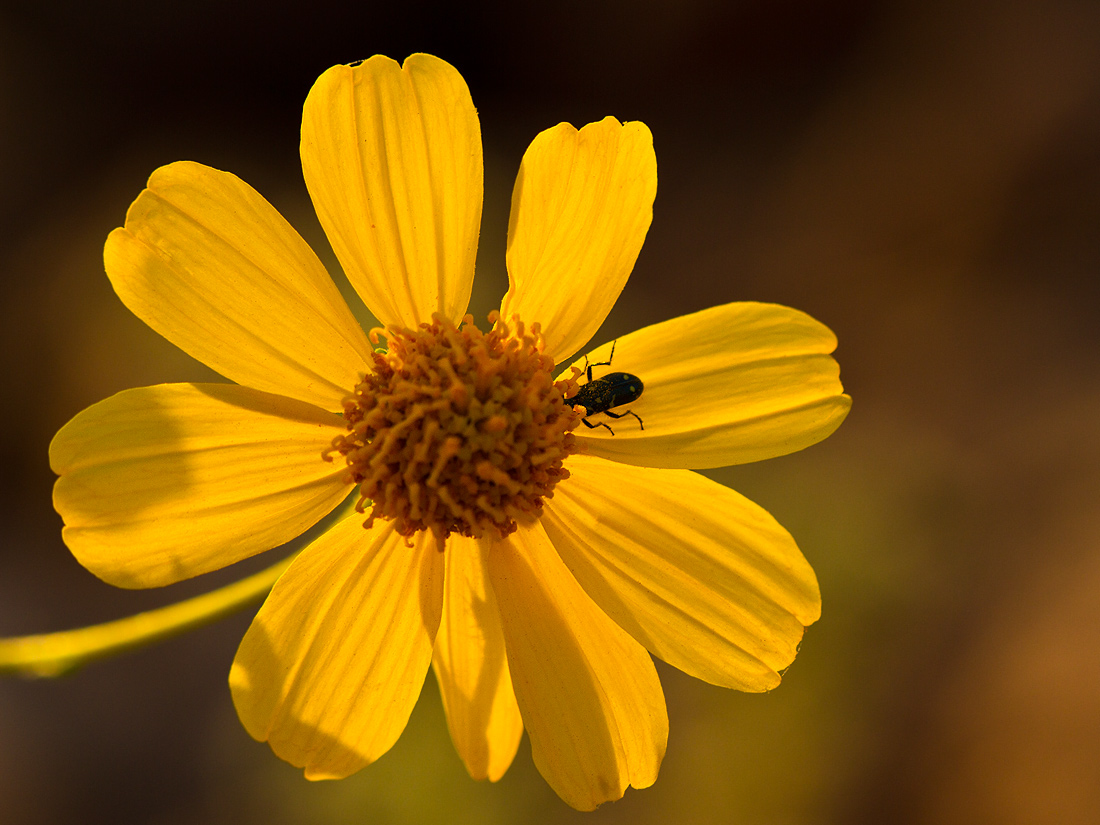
301 54 482 328
432 535 523 782
569 302 851 468
105 161 373 411
230 519 444 780
50 383 350 588
500 117 656 364
488 522 667 810
543 454 819 691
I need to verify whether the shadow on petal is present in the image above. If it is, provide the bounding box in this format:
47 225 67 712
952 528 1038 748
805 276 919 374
229 520 444 780
51 382 349 588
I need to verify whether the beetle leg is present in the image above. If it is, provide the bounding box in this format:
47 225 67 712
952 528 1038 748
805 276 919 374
600 408 644 430
580 417 615 435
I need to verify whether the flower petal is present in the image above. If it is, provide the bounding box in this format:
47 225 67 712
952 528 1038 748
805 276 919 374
301 54 482 329
105 161 373 411
488 522 667 810
49 383 350 588
500 117 656 364
230 519 444 780
569 302 851 468
543 454 819 691
432 535 523 782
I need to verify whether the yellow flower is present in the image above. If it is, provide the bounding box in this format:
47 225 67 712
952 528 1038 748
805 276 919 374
49 54 850 809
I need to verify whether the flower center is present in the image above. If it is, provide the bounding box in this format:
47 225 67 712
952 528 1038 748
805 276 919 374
325 312 582 545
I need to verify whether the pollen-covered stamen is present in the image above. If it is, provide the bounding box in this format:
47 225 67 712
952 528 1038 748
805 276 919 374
324 312 583 544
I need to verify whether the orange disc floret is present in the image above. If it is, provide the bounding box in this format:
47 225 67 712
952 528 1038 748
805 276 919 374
325 312 583 544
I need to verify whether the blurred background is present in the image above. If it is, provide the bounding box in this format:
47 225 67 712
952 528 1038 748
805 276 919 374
2 0 1099 822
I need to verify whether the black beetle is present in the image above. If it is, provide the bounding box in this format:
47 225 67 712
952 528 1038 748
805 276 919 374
563 342 644 435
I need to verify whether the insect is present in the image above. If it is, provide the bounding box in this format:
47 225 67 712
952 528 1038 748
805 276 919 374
563 341 644 435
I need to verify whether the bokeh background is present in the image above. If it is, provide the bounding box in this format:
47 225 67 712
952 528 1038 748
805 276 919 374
2 0 1099 822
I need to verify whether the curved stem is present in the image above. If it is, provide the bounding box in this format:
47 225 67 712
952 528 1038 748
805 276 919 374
0 553 296 678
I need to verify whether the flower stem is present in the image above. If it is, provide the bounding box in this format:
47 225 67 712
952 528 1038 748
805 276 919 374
0 553 295 678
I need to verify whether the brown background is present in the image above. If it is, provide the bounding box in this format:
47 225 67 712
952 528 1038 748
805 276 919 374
2 1 1099 823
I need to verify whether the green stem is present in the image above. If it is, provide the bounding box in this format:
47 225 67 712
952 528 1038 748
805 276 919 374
0 553 295 678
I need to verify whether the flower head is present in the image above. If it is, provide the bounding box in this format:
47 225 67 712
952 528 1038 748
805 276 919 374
327 311 581 544
49 54 850 809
